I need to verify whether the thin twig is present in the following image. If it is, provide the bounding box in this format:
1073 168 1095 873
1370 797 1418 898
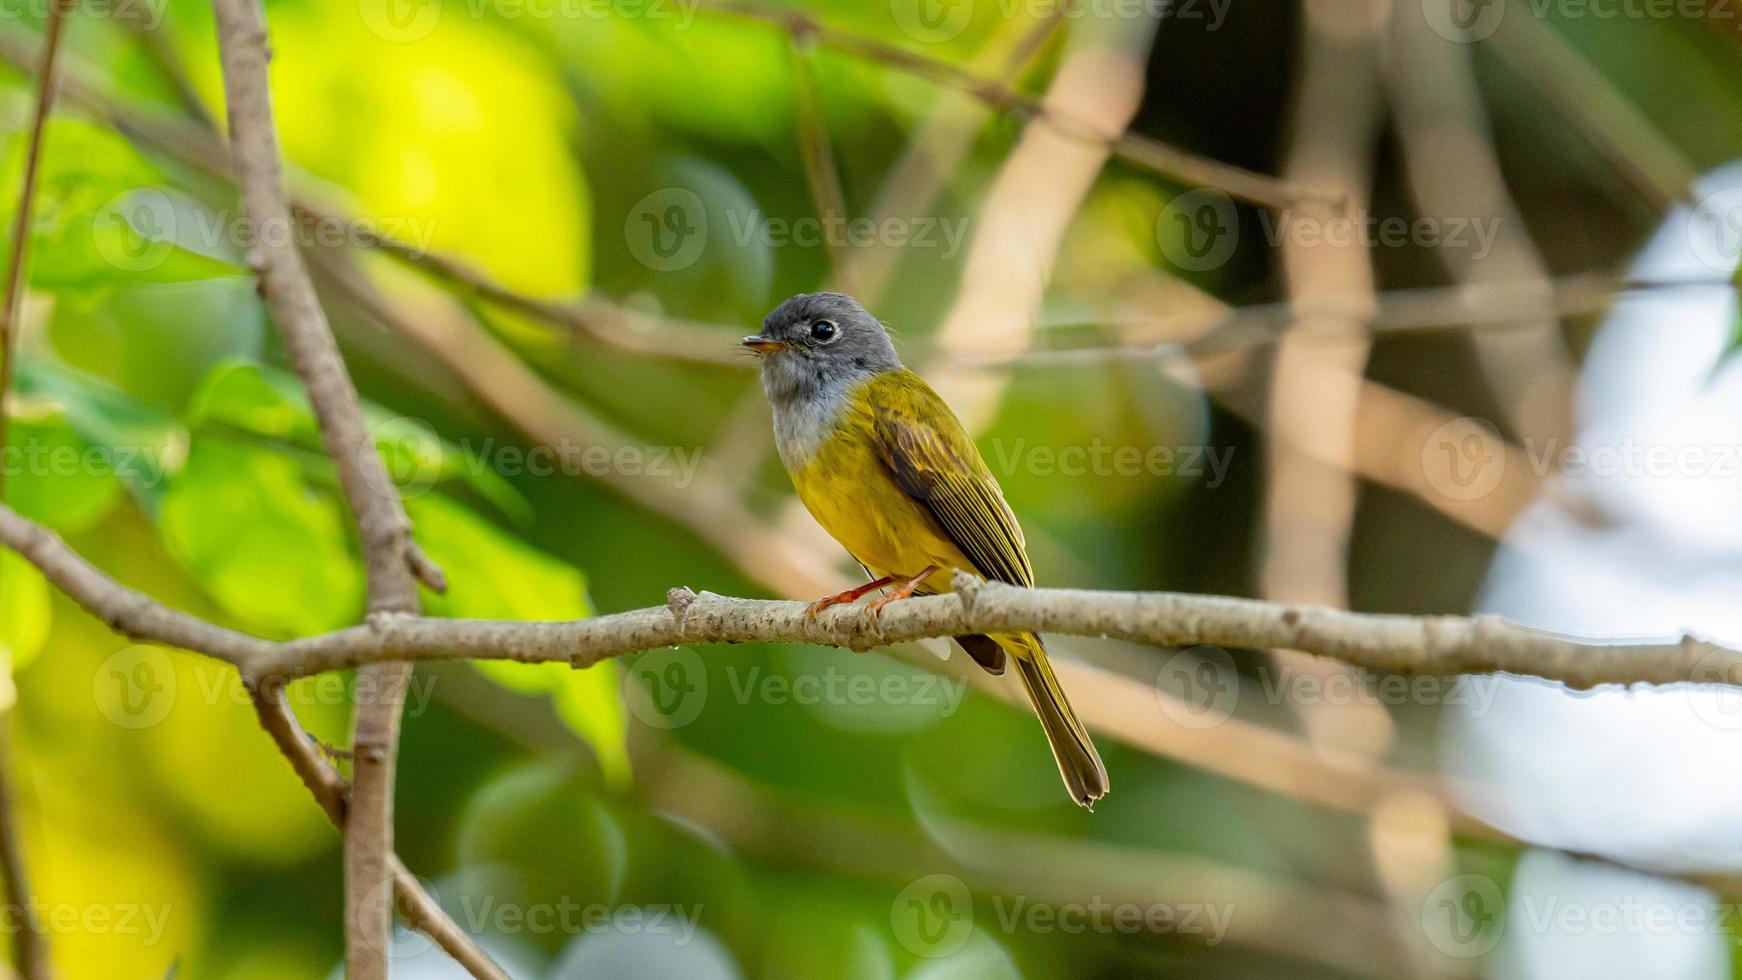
0 1 76 974
700 0 1336 210
787 30 855 292
246 685 511 980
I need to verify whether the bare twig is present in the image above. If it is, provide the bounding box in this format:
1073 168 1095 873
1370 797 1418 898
787 31 855 292
207 0 437 973
850 6 1066 302
246 686 511 980
924 9 1158 431
1487 12 1696 212
1390 0 1576 448
0 1 77 973
701 0 1336 210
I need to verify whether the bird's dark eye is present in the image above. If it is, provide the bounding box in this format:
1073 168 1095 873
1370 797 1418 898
809 319 839 343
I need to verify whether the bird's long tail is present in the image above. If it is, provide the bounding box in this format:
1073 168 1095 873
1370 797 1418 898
1004 633 1109 808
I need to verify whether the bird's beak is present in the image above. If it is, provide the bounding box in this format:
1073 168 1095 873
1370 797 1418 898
740 335 784 354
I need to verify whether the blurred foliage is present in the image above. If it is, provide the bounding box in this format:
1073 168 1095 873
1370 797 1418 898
0 0 1735 976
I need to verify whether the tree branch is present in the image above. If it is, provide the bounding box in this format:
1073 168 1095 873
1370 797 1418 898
0 502 1726 696
207 0 438 974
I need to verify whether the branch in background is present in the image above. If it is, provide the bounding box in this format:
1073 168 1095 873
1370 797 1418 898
207 0 442 974
1390 0 1576 449
0 30 1698 374
850 5 1066 302
0 0 77 974
701 0 1336 210
924 8 1157 431
1487 13 1696 212
787 30 856 292
1262 0 1390 751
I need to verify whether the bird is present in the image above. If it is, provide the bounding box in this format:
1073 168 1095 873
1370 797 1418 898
742 291 1109 808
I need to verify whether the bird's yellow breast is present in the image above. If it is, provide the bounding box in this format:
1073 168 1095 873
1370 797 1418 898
787 381 973 592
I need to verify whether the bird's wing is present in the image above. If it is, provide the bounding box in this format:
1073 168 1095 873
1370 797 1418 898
866 371 1033 588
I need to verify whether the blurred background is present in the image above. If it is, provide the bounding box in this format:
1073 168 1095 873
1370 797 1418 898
2 0 1741 975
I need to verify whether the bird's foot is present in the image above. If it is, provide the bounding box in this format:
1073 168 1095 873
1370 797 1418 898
865 565 940 617
805 575 898 618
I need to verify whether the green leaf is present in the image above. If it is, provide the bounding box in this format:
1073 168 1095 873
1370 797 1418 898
409 494 627 784
0 120 240 288
158 437 364 636
14 358 187 515
46 278 266 413
0 551 51 678
187 361 531 524
1 408 126 535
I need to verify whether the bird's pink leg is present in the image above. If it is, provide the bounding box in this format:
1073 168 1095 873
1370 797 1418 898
805 574 899 618
865 565 940 617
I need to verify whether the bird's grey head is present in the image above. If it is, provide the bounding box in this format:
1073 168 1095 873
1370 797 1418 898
742 292 902 406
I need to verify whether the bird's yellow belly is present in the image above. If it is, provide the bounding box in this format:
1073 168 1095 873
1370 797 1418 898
791 434 973 593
